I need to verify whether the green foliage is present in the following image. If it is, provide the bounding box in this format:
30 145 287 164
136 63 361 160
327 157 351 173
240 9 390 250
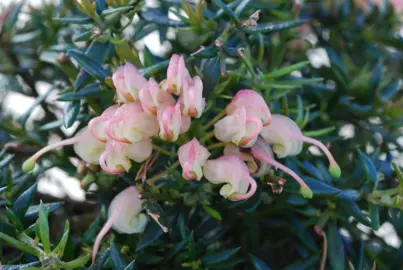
1 0 403 269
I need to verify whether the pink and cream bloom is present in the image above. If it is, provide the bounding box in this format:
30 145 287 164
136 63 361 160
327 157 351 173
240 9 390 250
139 78 175 115
180 76 205 118
88 105 119 142
214 107 262 148
92 186 148 264
99 139 152 175
178 138 210 180
223 143 258 174
112 63 148 102
226 90 272 126
260 114 341 178
162 54 190 95
105 102 159 144
203 155 257 201
251 138 312 198
157 102 191 142
22 127 105 172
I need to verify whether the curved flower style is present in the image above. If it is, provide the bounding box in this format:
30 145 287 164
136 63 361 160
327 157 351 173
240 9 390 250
260 114 341 177
203 155 257 201
22 127 105 172
92 186 148 264
88 105 119 142
226 90 272 126
214 107 262 148
178 138 210 180
105 102 159 144
139 77 175 115
99 139 152 174
180 76 205 118
162 54 190 95
157 102 191 141
112 63 148 102
251 138 313 198
223 143 258 174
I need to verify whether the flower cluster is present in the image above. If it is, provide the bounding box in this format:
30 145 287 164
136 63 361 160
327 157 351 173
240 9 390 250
22 54 341 262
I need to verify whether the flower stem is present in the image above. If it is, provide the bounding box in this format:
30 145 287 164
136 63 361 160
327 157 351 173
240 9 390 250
147 161 180 185
152 145 177 157
200 131 215 144
204 110 227 130
206 142 227 150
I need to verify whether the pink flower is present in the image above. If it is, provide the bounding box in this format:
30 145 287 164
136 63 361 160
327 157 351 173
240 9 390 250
223 143 258 174
260 114 340 177
22 127 105 172
214 107 262 147
178 138 210 180
139 78 175 115
92 186 148 264
112 63 148 102
226 90 272 126
203 155 257 201
88 105 119 142
162 54 190 95
180 76 205 118
105 102 159 144
99 139 152 174
157 102 191 141
251 138 312 199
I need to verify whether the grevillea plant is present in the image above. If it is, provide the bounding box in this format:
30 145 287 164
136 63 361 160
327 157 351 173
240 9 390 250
2 0 403 269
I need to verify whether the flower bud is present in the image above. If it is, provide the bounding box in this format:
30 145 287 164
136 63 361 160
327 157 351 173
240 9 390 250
226 90 272 126
214 107 262 148
92 186 148 264
99 139 152 174
260 114 340 177
178 138 210 180
105 102 159 144
180 76 205 118
23 127 105 172
112 63 148 102
139 78 175 115
203 155 257 201
88 105 119 142
157 102 191 141
162 54 190 95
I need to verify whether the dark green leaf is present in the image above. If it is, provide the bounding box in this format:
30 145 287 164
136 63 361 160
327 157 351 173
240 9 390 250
201 56 221 98
101 6 133 16
234 0 252 16
140 9 185 27
201 247 240 265
139 60 169 77
110 242 127 270
136 219 165 251
67 49 110 81
358 150 378 184
53 220 70 257
54 17 92 24
25 202 62 219
3 2 24 32
58 83 102 101
202 203 222 220
327 220 345 270
339 201 371 227
12 183 37 219
284 254 320 270
212 0 238 21
239 20 307 34
60 254 90 268
38 202 51 253
73 30 93 42
2 262 40 270
263 61 310 79
369 203 380 230
63 101 80 128
6 207 23 232
0 154 14 169
0 232 41 256
95 249 110 270
163 233 192 263
250 254 271 270
124 261 135 270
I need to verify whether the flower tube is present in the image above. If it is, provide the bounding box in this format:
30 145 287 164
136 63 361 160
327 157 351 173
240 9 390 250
92 186 148 264
22 127 105 172
260 114 341 177
178 138 210 180
203 155 257 201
